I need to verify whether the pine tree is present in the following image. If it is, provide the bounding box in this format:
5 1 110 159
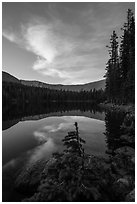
105 9 135 104
62 122 85 167
105 31 120 102
120 9 135 103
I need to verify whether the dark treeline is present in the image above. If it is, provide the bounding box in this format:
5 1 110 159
105 9 135 104
3 99 104 121
2 81 106 106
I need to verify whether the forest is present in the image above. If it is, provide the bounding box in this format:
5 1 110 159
105 9 135 104
2 81 106 105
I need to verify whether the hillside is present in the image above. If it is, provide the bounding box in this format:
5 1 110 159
20 79 105 91
2 71 105 91
2 71 20 84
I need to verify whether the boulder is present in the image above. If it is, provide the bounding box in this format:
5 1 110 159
114 146 135 157
111 146 135 177
111 177 131 200
125 188 135 202
120 135 134 144
117 178 129 187
131 156 135 165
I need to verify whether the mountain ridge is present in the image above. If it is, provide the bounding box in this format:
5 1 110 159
2 71 105 92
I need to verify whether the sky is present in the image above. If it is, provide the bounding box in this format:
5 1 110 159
2 2 135 85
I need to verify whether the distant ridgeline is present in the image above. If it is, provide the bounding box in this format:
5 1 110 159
2 71 106 105
105 9 135 104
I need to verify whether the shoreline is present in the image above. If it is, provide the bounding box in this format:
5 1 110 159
99 102 135 114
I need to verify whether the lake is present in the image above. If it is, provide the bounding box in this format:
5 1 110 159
2 103 125 201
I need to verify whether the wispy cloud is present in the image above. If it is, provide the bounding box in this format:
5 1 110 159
23 23 58 63
3 2 132 84
3 30 19 43
3 16 87 83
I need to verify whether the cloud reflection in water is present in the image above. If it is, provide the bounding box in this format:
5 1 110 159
28 137 56 165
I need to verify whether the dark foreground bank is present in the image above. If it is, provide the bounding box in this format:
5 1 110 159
5 107 135 202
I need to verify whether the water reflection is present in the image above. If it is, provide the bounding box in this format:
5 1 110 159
3 105 126 167
3 114 106 166
104 110 126 152
2 103 127 202
28 138 56 164
3 102 105 126
33 131 48 144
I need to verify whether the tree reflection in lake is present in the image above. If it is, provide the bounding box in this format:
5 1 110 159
104 110 126 153
3 102 104 122
3 102 105 131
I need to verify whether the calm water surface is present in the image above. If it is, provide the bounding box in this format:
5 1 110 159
3 110 106 166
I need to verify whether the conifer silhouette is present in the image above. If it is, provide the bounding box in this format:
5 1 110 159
62 122 85 164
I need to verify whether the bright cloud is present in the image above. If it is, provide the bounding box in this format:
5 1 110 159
3 18 82 82
23 24 58 63
23 21 82 81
